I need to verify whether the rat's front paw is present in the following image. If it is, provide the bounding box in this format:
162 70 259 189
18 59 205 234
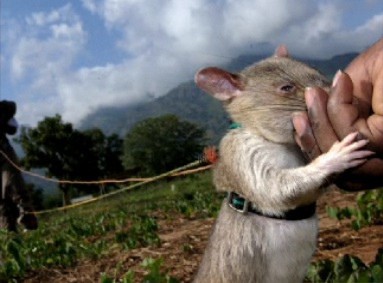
313 132 374 175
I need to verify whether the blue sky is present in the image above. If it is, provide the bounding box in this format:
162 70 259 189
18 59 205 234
1 0 383 127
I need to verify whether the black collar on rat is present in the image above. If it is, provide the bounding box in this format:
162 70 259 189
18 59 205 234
227 192 316 220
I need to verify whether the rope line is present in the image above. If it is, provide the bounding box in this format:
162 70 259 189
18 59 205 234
0 150 210 184
0 150 212 215
31 159 205 215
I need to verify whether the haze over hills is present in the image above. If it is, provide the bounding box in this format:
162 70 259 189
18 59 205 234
80 52 358 144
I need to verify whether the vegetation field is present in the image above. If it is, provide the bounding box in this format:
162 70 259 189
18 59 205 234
1 172 383 282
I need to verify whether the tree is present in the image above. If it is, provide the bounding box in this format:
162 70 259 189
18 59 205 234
82 129 124 193
17 115 124 205
123 115 206 176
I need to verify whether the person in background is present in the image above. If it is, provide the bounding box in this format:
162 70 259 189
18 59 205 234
293 38 383 191
0 100 37 231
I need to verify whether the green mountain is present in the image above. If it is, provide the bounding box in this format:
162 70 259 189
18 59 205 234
79 52 358 144
79 81 230 144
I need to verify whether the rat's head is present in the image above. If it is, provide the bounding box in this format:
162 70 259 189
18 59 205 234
195 46 330 144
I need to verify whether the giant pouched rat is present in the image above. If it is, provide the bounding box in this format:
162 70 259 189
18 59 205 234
193 46 374 283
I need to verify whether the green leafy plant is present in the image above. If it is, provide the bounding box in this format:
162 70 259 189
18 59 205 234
173 190 222 218
100 268 135 283
307 248 383 282
141 258 179 283
326 190 383 231
100 258 179 283
115 215 160 249
0 210 160 280
0 232 26 280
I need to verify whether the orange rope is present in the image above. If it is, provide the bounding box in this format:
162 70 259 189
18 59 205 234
171 164 212 176
29 159 208 215
0 150 211 185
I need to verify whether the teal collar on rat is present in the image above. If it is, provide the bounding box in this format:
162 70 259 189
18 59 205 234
227 192 316 220
229 122 242 129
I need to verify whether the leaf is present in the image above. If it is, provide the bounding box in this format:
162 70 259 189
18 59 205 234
100 273 115 283
371 265 383 282
334 255 365 281
326 206 339 219
374 248 383 265
121 270 135 283
356 270 372 283
351 220 362 231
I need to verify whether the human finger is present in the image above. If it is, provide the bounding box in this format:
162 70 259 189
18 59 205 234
292 111 321 160
305 87 338 152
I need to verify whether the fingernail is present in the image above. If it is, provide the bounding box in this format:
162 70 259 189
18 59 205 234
305 87 314 107
332 70 342 88
292 113 309 137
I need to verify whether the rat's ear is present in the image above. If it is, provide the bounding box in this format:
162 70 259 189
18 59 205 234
274 45 289 57
194 67 243 101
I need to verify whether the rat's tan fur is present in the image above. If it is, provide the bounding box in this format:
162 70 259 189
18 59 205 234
193 50 372 283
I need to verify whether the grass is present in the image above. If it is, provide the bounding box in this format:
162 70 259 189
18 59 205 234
0 171 223 282
2 171 382 282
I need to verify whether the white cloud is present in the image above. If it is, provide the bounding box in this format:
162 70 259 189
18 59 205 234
354 14 383 40
81 0 98 14
10 4 85 80
26 9 61 26
4 0 383 127
4 4 87 124
222 0 308 46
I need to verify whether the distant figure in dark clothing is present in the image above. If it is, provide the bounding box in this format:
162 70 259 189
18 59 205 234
0 101 37 231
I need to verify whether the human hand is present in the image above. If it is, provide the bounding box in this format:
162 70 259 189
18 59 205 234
293 38 383 191
329 39 383 153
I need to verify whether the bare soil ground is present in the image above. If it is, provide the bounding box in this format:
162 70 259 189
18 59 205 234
24 187 383 282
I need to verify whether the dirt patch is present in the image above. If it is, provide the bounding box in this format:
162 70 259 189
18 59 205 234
24 187 383 282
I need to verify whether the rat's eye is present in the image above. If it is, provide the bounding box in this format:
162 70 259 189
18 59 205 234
279 84 295 93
